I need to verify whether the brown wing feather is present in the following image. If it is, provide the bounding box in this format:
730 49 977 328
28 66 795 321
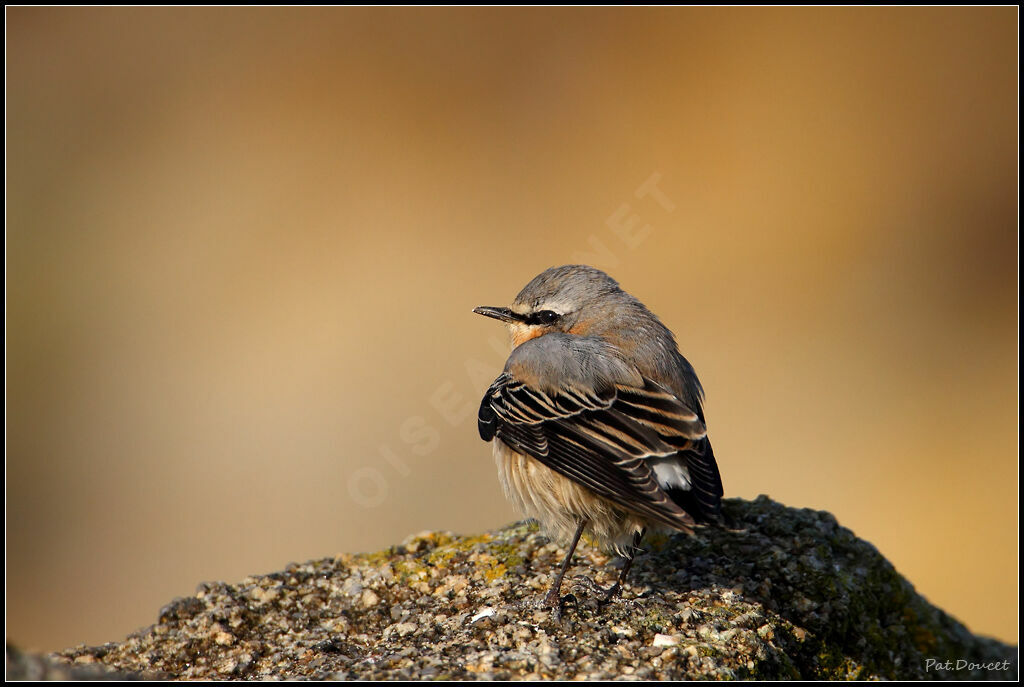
479 372 706 531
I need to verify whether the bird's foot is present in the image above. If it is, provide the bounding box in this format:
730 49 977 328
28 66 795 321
539 589 577 621
572 575 623 607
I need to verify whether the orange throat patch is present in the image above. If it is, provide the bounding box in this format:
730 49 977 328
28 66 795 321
510 324 547 348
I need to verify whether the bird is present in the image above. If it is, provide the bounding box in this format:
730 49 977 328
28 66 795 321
473 264 723 613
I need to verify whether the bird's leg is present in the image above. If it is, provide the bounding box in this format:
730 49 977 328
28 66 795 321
541 518 588 619
574 528 646 605
601 528 644 603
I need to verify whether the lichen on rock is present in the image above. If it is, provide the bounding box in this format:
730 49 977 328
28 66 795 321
32 496 1018 680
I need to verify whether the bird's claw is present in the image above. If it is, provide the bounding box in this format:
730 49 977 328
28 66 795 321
572 575 623 607
539 591 577 621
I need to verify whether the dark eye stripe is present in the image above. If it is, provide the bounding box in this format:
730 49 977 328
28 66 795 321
526 310 561 325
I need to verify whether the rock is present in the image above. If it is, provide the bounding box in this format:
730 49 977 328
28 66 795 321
27 497 1018 680
652 633 679 647
5 644 145 681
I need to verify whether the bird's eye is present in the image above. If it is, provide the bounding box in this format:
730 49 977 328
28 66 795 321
532 310 561 325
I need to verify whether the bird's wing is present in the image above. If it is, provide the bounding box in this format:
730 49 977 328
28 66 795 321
478 343 707 532
680 439 725 521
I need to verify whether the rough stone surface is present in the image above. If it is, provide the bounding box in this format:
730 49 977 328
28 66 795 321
22 497 1018 680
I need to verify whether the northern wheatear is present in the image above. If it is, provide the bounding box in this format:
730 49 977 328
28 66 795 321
474 265 723 612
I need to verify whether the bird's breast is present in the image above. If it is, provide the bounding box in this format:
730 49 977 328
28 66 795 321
491 440 649 555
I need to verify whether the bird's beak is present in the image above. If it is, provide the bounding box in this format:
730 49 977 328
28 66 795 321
473 306 521 323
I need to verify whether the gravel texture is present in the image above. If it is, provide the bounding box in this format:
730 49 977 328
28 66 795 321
16 496 1018 680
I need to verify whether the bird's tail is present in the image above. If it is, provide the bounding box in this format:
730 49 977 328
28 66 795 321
668 438 724 525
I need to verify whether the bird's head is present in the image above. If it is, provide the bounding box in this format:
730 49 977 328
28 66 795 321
473 265 635 348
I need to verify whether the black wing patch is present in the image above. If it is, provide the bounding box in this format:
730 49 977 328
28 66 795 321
478 373 709 531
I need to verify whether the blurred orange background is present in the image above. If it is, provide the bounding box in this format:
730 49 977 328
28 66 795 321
6 7 1017 651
